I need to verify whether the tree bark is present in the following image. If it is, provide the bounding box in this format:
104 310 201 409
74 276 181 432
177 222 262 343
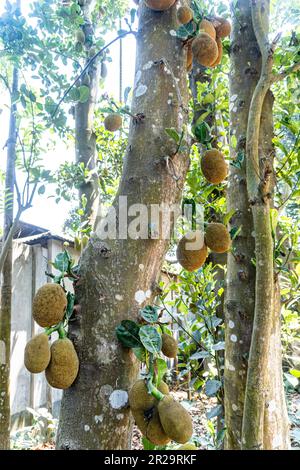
75 0 100 227
57 3 190 450
0 66 18 450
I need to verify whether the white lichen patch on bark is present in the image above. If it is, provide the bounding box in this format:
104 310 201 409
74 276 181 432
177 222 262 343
109 390 128 410
94 415 104 424
0 340 6 365
228 320 235 329
230 334 238 343
135 84 148 97
232 404 238 411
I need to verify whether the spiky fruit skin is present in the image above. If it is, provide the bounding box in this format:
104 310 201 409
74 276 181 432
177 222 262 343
161 333 178 358
201 149 228 184
186 44 193 72
205 222 231 253
132 407 171 446
199 19 216 40
158 396 193 444
213 17 231 38
177 443 198 450
192 32 218 67
145 0 175 11
176 230 208 271
104 113 122 132
211 37 223 67
177 6 193 24
24 333 51 373
129 379 169 411
45 338 79 389
32 284 67 328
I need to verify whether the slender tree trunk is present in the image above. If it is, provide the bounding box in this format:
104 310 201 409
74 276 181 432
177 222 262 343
57 3 190 450
75 0 100 227
0 66 18 450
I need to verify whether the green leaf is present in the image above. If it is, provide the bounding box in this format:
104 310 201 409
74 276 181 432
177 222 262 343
165 127 181 143
53 251 70 273
223 209 236 226
38 185 45 195
66 292 75 320
212 341 225 351
156 358 168 385
206 404 223 420
116 320 141 348
139 325 162 354
193 121 211 143
132 346 146 362
189 351 209 360
142 437 156 450
205 379 222 397
140 305 158 323
78 85 90 103
290 369 300 378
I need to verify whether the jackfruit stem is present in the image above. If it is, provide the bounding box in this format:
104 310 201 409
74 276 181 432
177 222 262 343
58 324 67 339
147 379 164 402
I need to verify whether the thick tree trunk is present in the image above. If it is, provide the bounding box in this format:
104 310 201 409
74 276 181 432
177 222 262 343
75 0 100 227
57 4 189 450
0 66 18 450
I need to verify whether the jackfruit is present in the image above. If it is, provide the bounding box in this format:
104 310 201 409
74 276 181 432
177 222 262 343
32 283 67 328
104 113 122 132
211 37 223 67
158 395 193 444
201 149 228 184
161 333 178 358
129 379 169 411
145 0 175 11
132 406 171 446
177 443 198 450
177 6 193 24
192 32 218 67
176 230 208 272
45 338 79 389
186 44 193 72
213 17 231 38
205 222 231 253
199 19 216 40
24 333 51 373
76 30 85 44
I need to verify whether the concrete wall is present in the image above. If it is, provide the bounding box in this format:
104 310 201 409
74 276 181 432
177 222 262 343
10 239 79 429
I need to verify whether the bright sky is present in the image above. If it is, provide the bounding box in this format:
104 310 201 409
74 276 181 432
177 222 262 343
0 0 137 234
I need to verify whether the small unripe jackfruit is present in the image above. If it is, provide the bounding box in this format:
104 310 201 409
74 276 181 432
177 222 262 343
177 230 208 272
161 333 178 358
213 17 231 38
104 113 122 132
158 395 193 444
211 37 223 67
177 443 198 450
177 6 193 24
145 0 175 11
192 32 218 67
76 29 85 44
205 222 231 253
24 333 51 373
199 19 216 40
132 406 171 446
33 283 67 328
45 338 79 389
129 379 169 411
201 149 228 184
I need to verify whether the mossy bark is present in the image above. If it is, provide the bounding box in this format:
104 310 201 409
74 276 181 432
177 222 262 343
0 67 18 450
57 4 190 450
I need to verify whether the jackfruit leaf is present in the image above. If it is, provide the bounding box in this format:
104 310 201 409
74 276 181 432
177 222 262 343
290 369 300 378
165 127 180 143
176 22 194 39
66 292 75 321
230 150 244 169
223 209 236 226
139 325 162 354
79 85 90 103
142 437 156 450
53 251 71 273
132 346 146 362
191 0 203 21
205 379 222 397
140 305 158 323
193 121 211 143
212 341 225 351
115 320 141 348
156 358 168 385
216 428 226 449
189 350 210 360
206 404 223 420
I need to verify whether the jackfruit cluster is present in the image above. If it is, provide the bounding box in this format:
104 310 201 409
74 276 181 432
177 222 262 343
130 380 193 445
145 0 175 11
45 338 79 389
32 283 67 328
201 149 228 184
176 230 208 272
104 113 123 132
205 222 231 253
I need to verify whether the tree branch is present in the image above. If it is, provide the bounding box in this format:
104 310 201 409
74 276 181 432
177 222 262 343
272 61 300 83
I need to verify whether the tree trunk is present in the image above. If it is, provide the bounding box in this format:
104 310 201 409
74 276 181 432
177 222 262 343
75 0 100 227
0 66 18 450
57 3 190 450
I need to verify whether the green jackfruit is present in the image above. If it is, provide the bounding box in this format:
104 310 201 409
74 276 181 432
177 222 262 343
201 149 228 184
176 230 208 272
24 333 51 373
104 113 122 132
33 283 67 328
205 222 231 253
158 395 193 444
145 0 175 11
161 333 178 358
129 379 169 411
132 406 170 446
45 338 79 389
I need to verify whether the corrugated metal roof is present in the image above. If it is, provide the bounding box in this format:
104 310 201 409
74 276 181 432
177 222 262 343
16 231 74 246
